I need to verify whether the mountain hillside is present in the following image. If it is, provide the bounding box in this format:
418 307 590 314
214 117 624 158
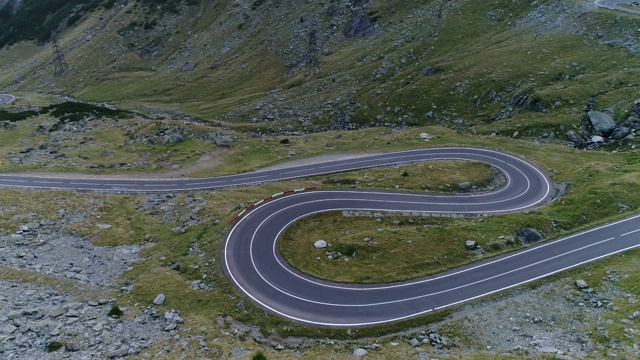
0 0 638 139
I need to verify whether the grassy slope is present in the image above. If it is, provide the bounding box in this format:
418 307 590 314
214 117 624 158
0 0 637 132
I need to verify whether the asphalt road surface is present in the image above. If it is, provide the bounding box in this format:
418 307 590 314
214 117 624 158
0 94 15 105
595 0 640 15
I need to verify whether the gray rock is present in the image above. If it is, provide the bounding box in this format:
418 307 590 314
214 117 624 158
287 150 297 157
230 346 250 357
164 309 183 323
162 133 184 145
537 346 559 353
465 240 476 249
314 240 327 249
7 310 21 319
1 121 17 130
591 135 604 143
458 182 472 190
152 294 165 305
611 126 631 140
587 111 616 134
1 324 17 335
353 348 368 357
20 147 33 153
566 130 581 143
516 228 545 245
181 62 196 72
25 222 40 229
344 12 375 38
408 338 420 347
65 341 81 352
208 132 235 146
576 279 589 289
109 346 130 358
419 133 431 140
618 203 631 212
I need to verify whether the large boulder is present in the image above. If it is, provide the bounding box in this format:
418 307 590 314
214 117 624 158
611 126 631 140
344 12 375 38
587 111 616 135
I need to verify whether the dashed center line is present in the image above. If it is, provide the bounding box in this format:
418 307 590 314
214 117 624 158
621 228 640 237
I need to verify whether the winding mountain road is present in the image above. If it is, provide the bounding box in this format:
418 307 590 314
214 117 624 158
2 143 640 326
0 94 15 105
595 0 640 15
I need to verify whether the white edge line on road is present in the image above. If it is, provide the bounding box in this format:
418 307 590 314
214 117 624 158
230 241 640 327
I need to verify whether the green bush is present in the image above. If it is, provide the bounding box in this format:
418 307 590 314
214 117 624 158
252 351 267 360
107 304 123 317
0 109 39 121
45 341 64 352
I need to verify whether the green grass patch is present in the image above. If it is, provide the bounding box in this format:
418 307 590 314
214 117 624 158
314 160 500 193
280 213 522 283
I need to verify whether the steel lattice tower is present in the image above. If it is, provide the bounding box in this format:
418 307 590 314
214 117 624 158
52 34 68 76
305 29 319 76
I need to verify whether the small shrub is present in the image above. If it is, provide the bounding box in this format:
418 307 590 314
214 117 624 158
252 351 267 360
328 178 356 185
144 20 157 30
45 341 64 352
108 304 123 317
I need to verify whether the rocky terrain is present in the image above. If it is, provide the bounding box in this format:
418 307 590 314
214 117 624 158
0 280 186 360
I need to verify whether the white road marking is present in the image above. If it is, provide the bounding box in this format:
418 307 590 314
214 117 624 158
621 228 640 237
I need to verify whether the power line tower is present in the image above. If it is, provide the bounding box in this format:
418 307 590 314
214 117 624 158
304 29 320 77
52 33 68 76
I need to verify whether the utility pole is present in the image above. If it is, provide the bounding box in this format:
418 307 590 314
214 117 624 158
304 29 319 76
52 32 68 76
